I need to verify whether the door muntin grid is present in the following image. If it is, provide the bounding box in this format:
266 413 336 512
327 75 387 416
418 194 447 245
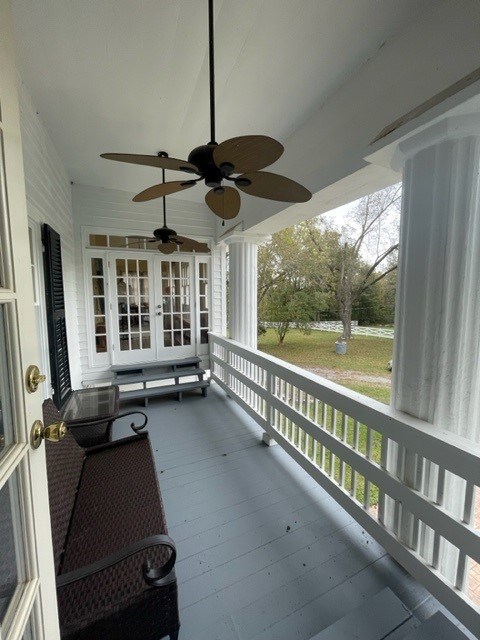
161 260 191 348
115 258 152 352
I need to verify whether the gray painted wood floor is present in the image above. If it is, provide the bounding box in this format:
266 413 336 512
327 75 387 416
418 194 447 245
116 383 474 640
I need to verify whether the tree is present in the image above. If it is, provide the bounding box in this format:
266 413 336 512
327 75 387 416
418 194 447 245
258 226 310 304
261 281 324 344
305 184 401 339
258 227 328 344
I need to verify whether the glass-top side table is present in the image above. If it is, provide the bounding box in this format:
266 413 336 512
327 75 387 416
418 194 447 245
60 386 120 447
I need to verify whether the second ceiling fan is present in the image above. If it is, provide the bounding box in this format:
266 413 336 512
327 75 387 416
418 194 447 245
101 0 312 221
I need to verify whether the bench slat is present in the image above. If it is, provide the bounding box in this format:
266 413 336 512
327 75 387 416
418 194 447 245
112 356 201 374
114 367 205 386
120 380 209 400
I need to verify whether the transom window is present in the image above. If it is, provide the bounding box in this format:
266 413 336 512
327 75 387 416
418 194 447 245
88 233 209 253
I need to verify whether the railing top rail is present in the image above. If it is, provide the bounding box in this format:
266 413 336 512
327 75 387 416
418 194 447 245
209 333 480 485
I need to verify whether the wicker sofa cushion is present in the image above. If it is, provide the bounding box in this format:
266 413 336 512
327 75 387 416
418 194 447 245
58 436 173 638
61 436 168 571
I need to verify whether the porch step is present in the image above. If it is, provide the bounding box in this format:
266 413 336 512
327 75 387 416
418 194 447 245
113 356 208 406
309 588 411 640
120 379 209 403
401 612 470 639
112 367 205 387
111 356 201 375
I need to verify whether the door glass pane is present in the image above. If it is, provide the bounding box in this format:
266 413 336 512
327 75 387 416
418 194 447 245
0 470 27 624
115 258 151 353
0 307 13 458
160 260 192 348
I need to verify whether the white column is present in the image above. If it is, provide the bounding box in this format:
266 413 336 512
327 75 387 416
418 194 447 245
225 234 265 349
387 114 480 582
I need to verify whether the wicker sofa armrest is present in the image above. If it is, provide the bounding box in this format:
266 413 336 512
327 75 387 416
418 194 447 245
56 534 176 589
112 410 148 434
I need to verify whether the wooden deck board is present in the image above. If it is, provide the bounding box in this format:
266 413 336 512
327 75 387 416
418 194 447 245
114 383 472 640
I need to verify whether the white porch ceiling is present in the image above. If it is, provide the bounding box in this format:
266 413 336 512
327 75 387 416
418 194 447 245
12 0 435 205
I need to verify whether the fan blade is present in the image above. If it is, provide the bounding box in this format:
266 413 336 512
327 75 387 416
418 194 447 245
157 242 176 254
101 153 198 174
133 180 196 202
173 236 210 253
205 187 240 220
236 171 311 203
213 136 284 173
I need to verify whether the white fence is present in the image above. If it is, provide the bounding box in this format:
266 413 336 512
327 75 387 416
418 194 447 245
312 321 394 338
263 321 395 338
209 333 480 637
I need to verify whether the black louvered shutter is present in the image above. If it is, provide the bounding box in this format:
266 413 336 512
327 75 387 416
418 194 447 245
43 224 72 409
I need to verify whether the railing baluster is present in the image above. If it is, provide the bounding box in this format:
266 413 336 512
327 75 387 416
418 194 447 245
351 420 360 499
330 408 337 479
364 427 373 510
463 481 474 525
305 395 312 459
432 467 446 569
340 413 348 489
456 552 468 592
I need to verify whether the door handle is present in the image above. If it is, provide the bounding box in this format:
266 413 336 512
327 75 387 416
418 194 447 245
30 420 67 449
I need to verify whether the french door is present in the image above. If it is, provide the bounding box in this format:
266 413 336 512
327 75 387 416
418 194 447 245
109 254 209 364
109 255 157 363
0 2 60 639
157 257 195 358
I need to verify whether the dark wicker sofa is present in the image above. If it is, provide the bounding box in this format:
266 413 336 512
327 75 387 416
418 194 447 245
43 399 180 640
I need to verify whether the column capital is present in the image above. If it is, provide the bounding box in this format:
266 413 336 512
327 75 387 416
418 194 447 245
223 232 268 247
391 112 480 170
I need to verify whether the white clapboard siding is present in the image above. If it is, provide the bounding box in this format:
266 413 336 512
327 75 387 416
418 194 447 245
18 79 81 388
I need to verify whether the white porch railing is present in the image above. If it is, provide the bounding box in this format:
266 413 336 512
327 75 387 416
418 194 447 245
209 333 480 636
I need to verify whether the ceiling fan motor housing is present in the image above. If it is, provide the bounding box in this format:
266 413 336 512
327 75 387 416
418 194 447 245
188 143 225 188
153 225 177 241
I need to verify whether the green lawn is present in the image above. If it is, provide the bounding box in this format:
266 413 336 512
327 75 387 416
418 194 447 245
258 328 393 376
257 328 393 505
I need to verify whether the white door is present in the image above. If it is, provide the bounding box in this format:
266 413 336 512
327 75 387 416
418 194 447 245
156 257 196 359
109 254 157 364
0 2 60 638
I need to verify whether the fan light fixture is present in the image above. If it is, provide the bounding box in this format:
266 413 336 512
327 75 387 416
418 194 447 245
101 0 312 222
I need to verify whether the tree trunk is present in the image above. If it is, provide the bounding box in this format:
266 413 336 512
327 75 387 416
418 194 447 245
340 303 352 340
276 322 289 344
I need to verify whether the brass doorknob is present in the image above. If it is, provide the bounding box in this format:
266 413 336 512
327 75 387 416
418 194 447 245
26 365 47 393
31 420 67 449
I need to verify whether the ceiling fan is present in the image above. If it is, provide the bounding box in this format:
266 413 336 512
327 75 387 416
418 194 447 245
123 154 210 255
101 0 312 222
